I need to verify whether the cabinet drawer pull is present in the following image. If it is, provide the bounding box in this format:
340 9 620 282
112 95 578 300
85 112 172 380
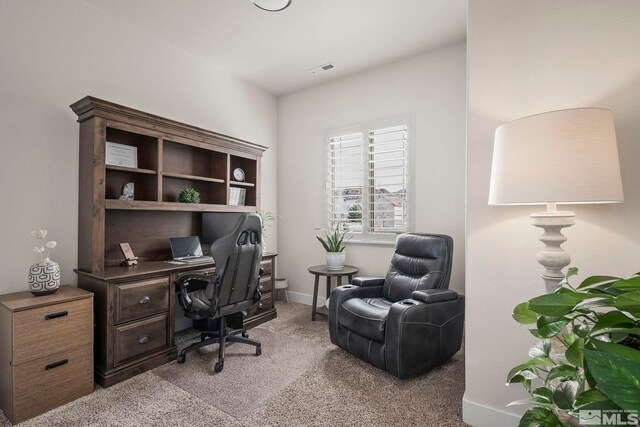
258 303 264 309
258 285 264 291
139 296 151 304
45 311 68 320
138 335 151 344
45 359 69 370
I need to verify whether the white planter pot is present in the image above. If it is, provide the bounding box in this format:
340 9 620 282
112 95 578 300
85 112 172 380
326 252 345 271
28 258 61 296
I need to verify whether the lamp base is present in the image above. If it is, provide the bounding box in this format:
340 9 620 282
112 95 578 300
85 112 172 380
530 210 575 293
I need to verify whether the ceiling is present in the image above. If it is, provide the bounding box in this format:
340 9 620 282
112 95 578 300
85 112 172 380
85 0 467 96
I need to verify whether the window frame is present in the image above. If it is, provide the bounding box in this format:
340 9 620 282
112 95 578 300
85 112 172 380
324 115 414 245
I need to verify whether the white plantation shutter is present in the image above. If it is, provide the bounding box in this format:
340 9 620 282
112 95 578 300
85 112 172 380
327 132 364 233
368 125 409 234
326 118 411 242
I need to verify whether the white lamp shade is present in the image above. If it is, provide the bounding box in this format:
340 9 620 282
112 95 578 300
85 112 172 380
488 108 624 205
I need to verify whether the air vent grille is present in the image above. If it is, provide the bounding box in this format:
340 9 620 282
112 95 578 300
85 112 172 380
308 63 336 75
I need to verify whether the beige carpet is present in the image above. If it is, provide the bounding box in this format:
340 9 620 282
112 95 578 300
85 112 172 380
0 302 466 426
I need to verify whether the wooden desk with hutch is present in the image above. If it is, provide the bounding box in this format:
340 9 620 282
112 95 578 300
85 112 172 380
70 97 277 387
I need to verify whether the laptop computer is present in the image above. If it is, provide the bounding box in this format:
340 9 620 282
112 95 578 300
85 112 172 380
169 236 213 264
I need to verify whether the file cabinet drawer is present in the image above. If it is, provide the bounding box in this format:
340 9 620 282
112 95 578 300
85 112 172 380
114 314 168 366
13 344 94 422
115 277 169 324
251 292 273 315
13 298 93 365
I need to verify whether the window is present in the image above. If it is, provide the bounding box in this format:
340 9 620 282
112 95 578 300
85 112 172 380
326 119 411 243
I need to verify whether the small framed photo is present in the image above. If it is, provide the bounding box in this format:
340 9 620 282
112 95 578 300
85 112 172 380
228 187 246 206
106 142 138 168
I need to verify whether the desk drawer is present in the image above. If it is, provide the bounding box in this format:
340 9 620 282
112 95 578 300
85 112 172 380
251 292 273 316
13 298 93 365
115 277 169 324
13 343 93 423
260 259 272 277
114 314 167 366
258 276 273 292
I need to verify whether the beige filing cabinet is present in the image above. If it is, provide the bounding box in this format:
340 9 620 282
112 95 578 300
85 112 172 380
0 286 94 424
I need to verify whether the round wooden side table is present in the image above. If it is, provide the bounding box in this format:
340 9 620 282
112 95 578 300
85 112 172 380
307 265 359 321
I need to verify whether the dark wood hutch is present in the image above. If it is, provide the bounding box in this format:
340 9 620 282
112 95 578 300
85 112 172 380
71 97 277 387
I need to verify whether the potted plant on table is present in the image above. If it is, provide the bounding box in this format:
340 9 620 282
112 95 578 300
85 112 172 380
315 224 348 270
507 267 640 427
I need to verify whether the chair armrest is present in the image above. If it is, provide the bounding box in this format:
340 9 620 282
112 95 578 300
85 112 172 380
352 277 385 287
328 283 384 345
412 289 458 304
177 274 219 311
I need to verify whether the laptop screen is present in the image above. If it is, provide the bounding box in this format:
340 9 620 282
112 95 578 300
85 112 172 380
169 236 204 259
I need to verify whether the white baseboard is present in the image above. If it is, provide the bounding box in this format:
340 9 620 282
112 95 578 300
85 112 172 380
462 394 520 427
286 290 325 307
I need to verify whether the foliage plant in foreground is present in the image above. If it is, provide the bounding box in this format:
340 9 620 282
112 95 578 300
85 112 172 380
508 268 640 427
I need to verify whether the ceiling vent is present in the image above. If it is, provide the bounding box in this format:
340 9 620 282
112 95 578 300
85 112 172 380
308 63 335 75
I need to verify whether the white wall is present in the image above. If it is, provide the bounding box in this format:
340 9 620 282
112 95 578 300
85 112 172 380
465 1 640 425
0 0 278 294
277 43 466 303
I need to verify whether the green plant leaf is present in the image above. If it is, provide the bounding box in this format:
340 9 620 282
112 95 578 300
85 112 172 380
614 291 640 314
591 340 640 363
583 348 640 411
513 302 539 324
532 387 554 402
590 327 640 339
518 407 562 427
507 358 554 383
537 316 569 338
566 267 579 279
577 275 621 290
528 294 577 317
565 338 584 368
553 380 579 410
592 311 635 332
315 235 330 252
609 276 640 292
574 388 610 408
529 341 551 358
545 364 580 384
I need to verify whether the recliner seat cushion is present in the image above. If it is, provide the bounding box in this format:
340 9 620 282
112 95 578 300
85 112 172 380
338 297 392 342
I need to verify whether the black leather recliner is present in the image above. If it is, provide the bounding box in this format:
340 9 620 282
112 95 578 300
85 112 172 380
328 233 464 379
176 213 264 373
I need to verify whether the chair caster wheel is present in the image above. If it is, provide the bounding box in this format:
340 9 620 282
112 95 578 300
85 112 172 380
256 346 262 356
214 361 224 372
242 331 249 338
177 354 186 364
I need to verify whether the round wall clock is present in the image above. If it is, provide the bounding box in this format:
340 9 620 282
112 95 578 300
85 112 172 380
233 168 245 182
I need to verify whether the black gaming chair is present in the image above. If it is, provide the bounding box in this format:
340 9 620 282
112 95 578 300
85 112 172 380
176 213 263 372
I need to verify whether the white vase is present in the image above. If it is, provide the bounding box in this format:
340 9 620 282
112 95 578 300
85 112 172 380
326 252 345 271
28 258 61 296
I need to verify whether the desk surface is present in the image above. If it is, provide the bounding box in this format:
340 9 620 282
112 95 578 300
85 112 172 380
76 252 278 281
308 265 359 276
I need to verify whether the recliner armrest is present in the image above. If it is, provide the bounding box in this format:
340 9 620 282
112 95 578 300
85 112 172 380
411 289 458 304
352 277 385 287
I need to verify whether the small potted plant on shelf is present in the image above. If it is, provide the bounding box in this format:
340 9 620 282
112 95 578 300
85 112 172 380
507 267 640 427
315 224 349 270
178 187 200 204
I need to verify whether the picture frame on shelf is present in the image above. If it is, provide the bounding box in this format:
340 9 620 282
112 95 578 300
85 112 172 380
228 187 246 206
106 141 138 168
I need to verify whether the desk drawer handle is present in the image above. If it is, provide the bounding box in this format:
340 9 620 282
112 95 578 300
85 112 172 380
139 296 151 304
258 285 264 291
258 303 264 309
138 335 151 344
45 311 68 320
45 359 68 370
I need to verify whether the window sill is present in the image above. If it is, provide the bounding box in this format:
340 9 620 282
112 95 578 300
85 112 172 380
344 239 396 247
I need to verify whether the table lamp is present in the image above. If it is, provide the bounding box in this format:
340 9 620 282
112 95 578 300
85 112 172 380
488 108 624 293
